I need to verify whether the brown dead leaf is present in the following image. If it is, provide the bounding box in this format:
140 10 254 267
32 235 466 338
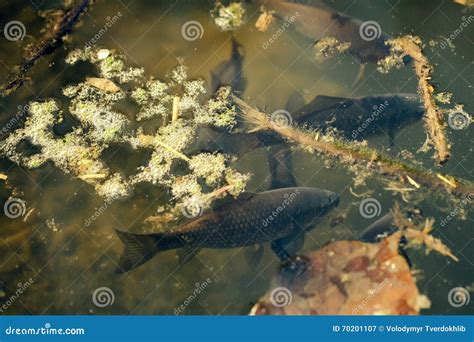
86 77 121 93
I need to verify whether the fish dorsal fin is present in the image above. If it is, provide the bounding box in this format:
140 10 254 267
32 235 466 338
237 191 257 201
210 192 256 211
293 95 353 118
309 95 352 109
177 246 201 265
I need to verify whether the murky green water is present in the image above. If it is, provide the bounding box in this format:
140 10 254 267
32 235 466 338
0 0 472 315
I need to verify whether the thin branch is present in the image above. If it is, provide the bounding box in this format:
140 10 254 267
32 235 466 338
389 36 450 164
234 96 474 199
1 0 91 96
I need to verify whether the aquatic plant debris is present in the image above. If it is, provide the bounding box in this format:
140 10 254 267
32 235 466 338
391 204 459 262
234 96 474 200
255 8 275 32
378 36 450 164
0 46 248 208
211 2 246 32
314 37 351 62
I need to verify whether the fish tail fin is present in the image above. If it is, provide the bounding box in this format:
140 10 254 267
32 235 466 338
230 36 245 58
115 230 164 274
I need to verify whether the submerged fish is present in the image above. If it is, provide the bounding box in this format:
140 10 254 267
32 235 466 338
210 37 247 94
184 125 282 157
115 187 339 273
292 93 424 145
258 0 392 63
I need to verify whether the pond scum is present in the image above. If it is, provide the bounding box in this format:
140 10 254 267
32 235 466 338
0 47 250 222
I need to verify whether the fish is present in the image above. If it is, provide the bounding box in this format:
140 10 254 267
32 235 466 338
188 93 423 157
359 206 423 243
358 208 424 268
358 213 398 243
257 0 392 64
292 93 424 146
184 125 282 158
267 90 304 190
210 37 247 94
115 187 339 273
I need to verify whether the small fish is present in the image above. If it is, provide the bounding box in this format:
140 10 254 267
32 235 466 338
258 0 391 64
292 93 424 146
210 37 247 94
358 213 398 243
115 187 339 273
184 125 281 158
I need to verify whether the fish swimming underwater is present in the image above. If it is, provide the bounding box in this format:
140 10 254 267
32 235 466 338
292 93 424 145
187 93 424 157
115 187 339 273
210 37 247 94
257 0 392 64
184 125 282 158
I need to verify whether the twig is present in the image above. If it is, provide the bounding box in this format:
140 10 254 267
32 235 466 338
172 96 180 121
1 0 91 96
389 36 450 164
234 96 474 199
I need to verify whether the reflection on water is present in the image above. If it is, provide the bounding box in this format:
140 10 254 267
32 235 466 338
0 0 472 315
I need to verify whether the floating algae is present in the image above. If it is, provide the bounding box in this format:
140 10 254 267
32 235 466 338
0 100 129 200
1 46 249 218
211 2 246 32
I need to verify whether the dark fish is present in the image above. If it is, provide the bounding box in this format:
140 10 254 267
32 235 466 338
258 0 391 63
358 209 425 268
115 187 339 273
267 90 304 190
210 37 247 94
359 206 423 243
188 93 423 157
292 93 424 145
268 147 297 189
184 125 282 158
358 213 398 243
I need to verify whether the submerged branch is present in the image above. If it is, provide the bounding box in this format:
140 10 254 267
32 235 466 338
234 96 474 199
1 0 91 96
387 36 450 164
